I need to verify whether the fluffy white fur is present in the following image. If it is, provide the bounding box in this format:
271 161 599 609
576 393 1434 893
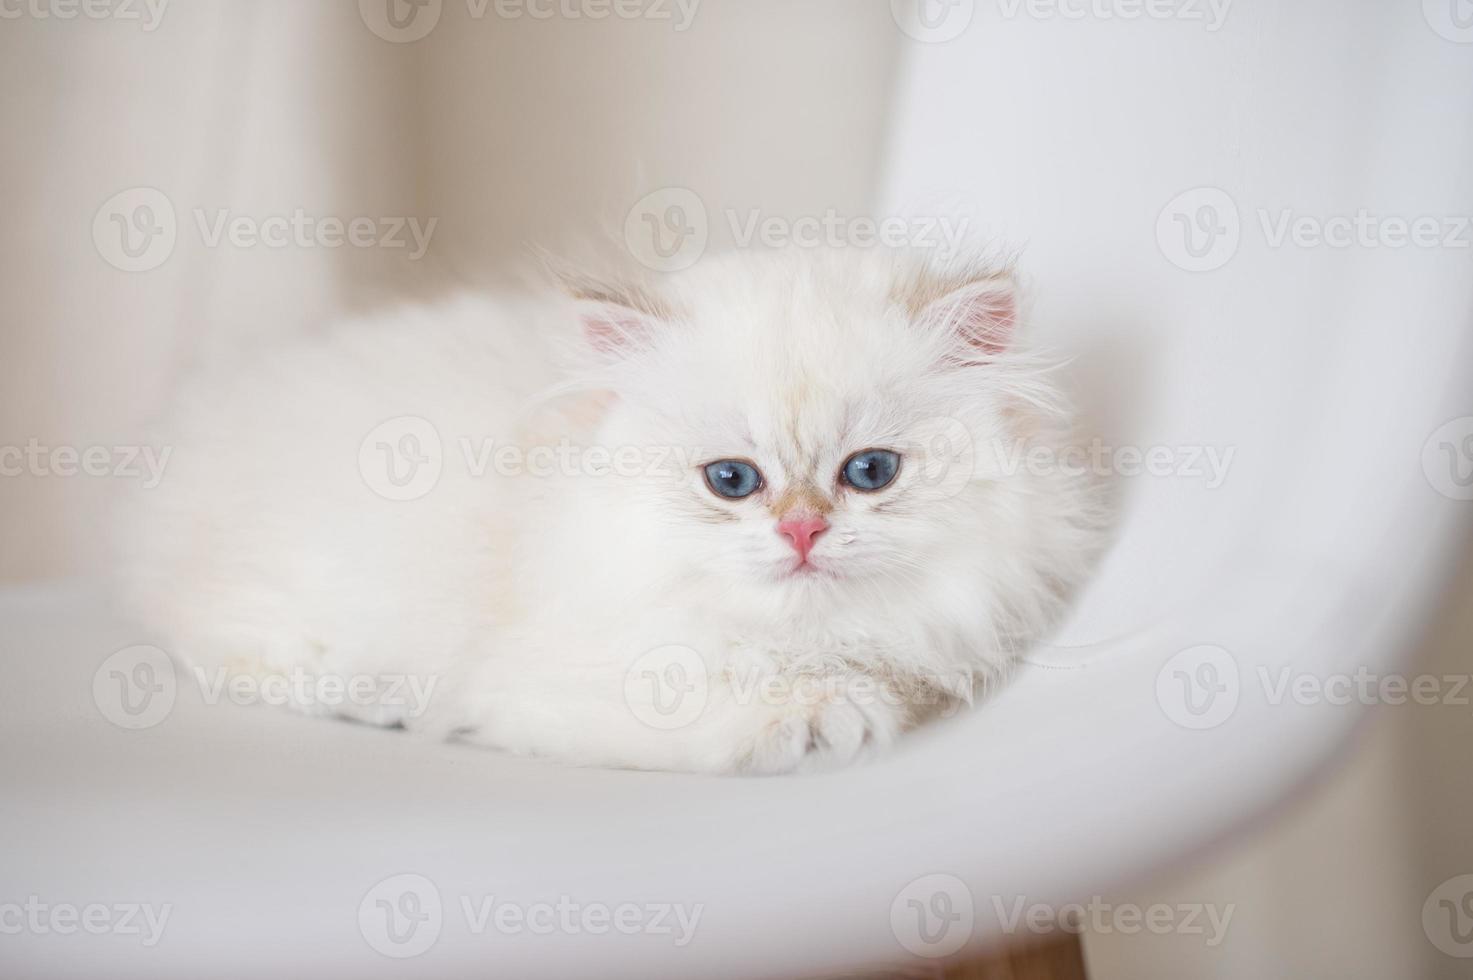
119 247 1097 774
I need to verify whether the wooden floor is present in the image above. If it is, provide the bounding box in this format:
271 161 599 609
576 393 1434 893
810 932 1088 979
942 933 1088 980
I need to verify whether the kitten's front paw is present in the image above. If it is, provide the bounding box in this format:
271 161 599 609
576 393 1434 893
740 673 909 775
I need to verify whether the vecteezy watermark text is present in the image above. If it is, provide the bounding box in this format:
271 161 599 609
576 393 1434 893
992 438 1236 489
993 894 1234 946
190 666 440 719
357 873 703 958
0 0 168 30
726 209 971 256
358 0 700 43
193 209 437 259
0 897 172 947
995 0 1231 31
472 0 699 28
0 439 170 488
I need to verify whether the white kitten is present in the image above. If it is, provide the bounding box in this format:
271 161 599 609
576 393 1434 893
118 247 1098 774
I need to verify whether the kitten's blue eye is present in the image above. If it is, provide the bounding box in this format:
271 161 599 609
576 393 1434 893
703 459 763 499
841 449 901 491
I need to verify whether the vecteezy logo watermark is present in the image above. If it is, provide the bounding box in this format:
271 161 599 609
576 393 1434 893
0 0 169 30
93 187 177 273
358 874 704 958
890 873 975 959
1423 0 1473 44
1422 417 1473 501
624 187 709 273
993 895 1234 946
92 187 438 272
359 0 442 42
1156 187 1242 272
901 416 978 503
1425 874 1473 958
1155 645 1240 730
890 0 975 43
93 645 178 730
994 0 1232 31
0 898 173 947
1158 187 1473 271
726 209 971 258
359 874 443 958
359 416 444 502
624 645 709 730
0 439 172 488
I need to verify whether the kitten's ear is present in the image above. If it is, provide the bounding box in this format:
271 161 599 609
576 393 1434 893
555 270 671 357
575 298 663 356
914 274 1017 359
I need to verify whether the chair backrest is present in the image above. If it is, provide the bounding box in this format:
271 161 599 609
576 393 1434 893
880 0 1473 667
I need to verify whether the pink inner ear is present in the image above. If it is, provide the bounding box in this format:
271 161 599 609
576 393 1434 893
923 280 1016 359
580 303 655 356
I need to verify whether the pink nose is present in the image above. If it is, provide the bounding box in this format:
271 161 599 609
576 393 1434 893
777 515 829 562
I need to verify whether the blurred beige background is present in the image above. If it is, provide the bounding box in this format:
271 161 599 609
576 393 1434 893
1 2 1469 977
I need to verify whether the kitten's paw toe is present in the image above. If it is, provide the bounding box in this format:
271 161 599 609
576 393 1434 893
808 698 869 760
798 695 907 773
742 679 906 775
747 714 814 774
